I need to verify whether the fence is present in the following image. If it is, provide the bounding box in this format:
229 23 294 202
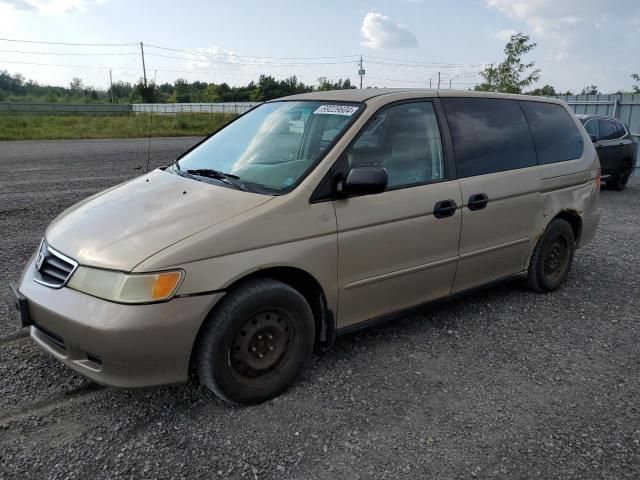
131 102 259 114
0 102 131 115
555 94 640 175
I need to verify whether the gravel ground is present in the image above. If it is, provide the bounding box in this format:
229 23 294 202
1 138 639 479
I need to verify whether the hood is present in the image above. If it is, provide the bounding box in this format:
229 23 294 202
46 169 273 271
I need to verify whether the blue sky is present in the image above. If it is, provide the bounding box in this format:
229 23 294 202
1 0 639 93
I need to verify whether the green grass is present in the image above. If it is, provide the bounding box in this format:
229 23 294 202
0 113 238 141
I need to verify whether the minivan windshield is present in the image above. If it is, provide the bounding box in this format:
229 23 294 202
173 101 363 194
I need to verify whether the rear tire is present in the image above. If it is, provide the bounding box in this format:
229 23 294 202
610 161 632 191
527 219 575 293
195 278 315 405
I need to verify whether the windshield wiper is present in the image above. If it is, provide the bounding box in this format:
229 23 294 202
185 168 251 192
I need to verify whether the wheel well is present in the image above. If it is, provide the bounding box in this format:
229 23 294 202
224 267 334 348
553 210 582 244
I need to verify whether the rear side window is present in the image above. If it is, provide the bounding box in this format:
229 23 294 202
441 98 537 178
615 122 627 138
598 119 617 140
520 101 584 164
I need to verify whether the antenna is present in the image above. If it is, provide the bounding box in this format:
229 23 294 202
144 69 157 173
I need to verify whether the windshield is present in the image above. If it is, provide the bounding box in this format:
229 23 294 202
174 101 363 193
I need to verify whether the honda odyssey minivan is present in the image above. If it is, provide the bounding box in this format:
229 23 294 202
12 90 600 404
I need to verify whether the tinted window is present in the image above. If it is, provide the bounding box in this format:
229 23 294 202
598 119 617 140
442 98 537 177
347 102 444 189
615 122 627 138
583 119 599 138
520 101 584 164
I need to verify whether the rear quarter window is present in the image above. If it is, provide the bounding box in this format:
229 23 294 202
519 101 584 164
441 97 537 178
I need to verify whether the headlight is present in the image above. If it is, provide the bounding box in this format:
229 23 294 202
67 267 183 304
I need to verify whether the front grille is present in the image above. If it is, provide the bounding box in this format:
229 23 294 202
33 240 78 289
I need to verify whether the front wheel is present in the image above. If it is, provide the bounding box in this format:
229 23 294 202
195 278 315 405
527 219 575 293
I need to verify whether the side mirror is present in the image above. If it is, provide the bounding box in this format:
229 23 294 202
337 167 388 196
589 134 598 143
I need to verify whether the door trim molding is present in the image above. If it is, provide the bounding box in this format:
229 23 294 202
344 256 458 290
459 237 529 260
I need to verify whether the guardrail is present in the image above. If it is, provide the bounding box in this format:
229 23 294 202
131 103 259 114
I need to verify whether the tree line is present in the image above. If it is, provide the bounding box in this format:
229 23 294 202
0 72 354 104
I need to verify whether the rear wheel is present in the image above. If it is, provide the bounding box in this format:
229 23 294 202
195 278 315 405
610 161 632 191
527 219 575 293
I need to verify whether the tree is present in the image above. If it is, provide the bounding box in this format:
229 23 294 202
632 73 640 94
69 77 84 93
528 84 556 96
580 85 599 95
475 33 541 93
317 78 355 91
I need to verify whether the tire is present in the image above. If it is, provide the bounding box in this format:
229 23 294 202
527 219 575 293
195 278 315 405
610 161 632 191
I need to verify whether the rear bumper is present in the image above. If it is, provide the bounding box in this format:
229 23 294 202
18 257 223 388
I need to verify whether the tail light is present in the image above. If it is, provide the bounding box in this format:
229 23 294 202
595 168 601 190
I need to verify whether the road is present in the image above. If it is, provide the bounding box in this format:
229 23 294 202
1 138 639 479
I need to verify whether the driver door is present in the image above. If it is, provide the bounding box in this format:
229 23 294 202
332 100 462 329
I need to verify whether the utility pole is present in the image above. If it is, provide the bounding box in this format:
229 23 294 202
429 77 432 89
437 71 441 89
449 78 452 89
357 56 365 89
109 69 114 104
140 42 148 87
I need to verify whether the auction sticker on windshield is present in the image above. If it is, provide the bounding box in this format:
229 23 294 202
314 105 359 116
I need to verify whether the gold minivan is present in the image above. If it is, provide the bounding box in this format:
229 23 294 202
12 90 600 404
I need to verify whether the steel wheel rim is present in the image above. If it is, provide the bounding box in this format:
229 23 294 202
229 310 296 384
543 236 569 283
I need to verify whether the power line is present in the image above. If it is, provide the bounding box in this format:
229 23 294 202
144 51 357 66
0 38 137 47
0 59 141 70
0 48 139 56
144 43 360 61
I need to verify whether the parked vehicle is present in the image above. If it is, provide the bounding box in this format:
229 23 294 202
577 114 637 191
11 90 601 404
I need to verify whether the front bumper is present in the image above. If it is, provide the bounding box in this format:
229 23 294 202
17 257 224 388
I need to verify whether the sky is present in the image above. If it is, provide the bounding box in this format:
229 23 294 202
0 0 639 93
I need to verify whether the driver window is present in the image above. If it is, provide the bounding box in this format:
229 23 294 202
346 102 444 189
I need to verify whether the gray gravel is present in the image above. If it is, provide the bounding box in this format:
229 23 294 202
1 138 639 479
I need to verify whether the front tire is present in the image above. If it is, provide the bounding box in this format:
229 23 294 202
195 278 315 405
527 219 575 293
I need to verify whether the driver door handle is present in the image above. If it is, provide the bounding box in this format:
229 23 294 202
433 199 457 219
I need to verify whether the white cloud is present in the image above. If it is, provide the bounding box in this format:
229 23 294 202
493 28 517 41
360 12 418 49
0 0 103 15
185 46 239 70
485 0 638 37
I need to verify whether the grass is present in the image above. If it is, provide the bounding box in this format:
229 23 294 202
0 112 238 141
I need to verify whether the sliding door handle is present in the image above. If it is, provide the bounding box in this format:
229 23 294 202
468 193 489 211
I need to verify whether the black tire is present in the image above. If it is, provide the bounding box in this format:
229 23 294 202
195 278 315 405
527 219 575 293
610 160 632 191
